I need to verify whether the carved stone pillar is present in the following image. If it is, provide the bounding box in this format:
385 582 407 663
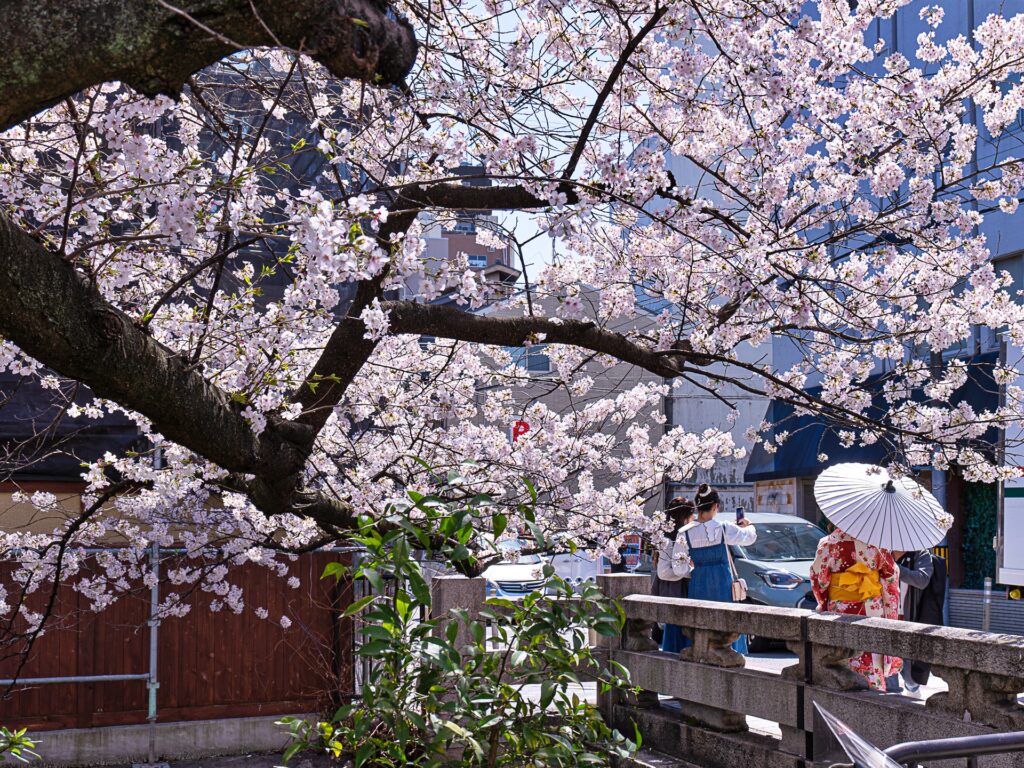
679 627 745 669
595 575 655 717
807 642 867 691
620 614 661 708
928 666 1024 729
430 575 487 652
675 627 747 732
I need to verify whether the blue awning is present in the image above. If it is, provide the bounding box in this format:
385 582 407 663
744 352 1000 483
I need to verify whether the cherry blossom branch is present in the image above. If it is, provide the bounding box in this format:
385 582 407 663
0 480 140 684
385 300 690 377
561 5 668 182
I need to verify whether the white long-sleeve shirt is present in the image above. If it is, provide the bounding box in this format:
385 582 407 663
670 518 757 565
656 538 693 581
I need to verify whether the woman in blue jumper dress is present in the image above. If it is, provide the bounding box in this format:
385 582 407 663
669 484 757 654
654 497 695 653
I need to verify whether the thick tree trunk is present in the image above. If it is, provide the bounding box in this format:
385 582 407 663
0 211 269 474
0 0 417 131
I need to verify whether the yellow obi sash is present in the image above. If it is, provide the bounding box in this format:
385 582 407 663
829 562 882 602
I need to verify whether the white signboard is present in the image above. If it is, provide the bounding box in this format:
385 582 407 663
1000 340 1024 585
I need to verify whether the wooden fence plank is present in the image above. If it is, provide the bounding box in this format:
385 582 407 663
0 552 351 730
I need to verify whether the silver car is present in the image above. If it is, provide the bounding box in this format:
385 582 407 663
729 512 826 649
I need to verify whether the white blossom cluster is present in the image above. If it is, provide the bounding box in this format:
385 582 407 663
1 0 1024 625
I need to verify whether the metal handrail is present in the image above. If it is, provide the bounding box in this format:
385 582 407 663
885 730 1024 767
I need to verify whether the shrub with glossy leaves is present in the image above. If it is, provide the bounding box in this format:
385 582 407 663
281 485 638 767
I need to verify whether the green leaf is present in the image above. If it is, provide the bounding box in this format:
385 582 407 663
354 742 374 768
360 624 395 641
522 475 538 503
408 571 431 604
357 639 392 657
540 680 556 709
477 714 504 730
281 741 304 763
470 621 484 645
319 561 348 581
493 512 508 538
341 595 376 618
363 567 384 593
333 704 356 721
525 521 547 549
411 456 435 473
442 721 470 737
396 590 412 623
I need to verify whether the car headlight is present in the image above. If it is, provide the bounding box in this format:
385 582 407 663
756 570 804 590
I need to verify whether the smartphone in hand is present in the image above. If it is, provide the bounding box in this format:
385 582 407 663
736 507 745 524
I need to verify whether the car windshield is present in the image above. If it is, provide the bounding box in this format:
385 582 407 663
496 539 543 565
741 522 824 561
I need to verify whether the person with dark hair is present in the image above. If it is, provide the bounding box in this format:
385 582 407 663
895 549 946 696
652 497 695 652
674 484 757 654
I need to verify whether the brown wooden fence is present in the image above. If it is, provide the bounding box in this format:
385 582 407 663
0 551 353 731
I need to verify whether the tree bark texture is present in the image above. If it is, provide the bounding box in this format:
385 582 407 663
0 0 417 131
0 211 271 475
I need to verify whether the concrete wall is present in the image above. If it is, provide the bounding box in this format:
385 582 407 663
31 714 307 767
666 342 770 511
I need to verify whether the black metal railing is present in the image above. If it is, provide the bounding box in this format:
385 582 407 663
884 731 1024 768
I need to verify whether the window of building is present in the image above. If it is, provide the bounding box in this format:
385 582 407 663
523 346 550 374
504 345 551 374
467 254 488 268
979 325 1002 353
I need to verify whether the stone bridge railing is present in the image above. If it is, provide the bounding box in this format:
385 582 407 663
431 574 1024 768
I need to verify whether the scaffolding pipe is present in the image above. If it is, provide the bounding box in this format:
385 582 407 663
0 673 148 685
146 541 160 765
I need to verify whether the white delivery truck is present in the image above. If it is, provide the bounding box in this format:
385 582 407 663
999 479 1024 586
999 340 1024 587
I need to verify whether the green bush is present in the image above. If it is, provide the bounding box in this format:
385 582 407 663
281 482 638 767
962 481 997 590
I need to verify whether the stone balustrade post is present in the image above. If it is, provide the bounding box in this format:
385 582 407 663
595 574 657 719
430 574 487 652
675 625 747 733
927 666 1024 730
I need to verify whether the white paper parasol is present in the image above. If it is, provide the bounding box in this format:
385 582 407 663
814 463 952 551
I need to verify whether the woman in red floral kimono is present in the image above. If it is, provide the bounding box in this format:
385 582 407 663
810 527 902 690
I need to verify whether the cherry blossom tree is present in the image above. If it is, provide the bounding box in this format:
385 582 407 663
0 0 1024 642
